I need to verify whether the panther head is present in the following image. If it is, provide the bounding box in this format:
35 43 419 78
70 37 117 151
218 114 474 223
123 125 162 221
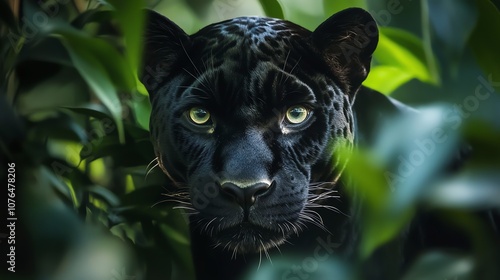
141 8 378 254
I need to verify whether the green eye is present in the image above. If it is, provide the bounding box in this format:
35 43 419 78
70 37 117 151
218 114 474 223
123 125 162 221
285 106 309 124
189 107 211 125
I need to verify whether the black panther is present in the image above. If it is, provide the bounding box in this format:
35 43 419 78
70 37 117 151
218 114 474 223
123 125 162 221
140 8 499 280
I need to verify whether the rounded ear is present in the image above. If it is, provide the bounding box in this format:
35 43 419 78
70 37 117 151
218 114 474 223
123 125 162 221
140 10 190 93
312 8 378 93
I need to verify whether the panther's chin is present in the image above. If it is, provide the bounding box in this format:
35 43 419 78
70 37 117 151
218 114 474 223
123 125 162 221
215 222 286 254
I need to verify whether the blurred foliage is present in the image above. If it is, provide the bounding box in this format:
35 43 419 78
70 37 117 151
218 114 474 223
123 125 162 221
1 0 499 280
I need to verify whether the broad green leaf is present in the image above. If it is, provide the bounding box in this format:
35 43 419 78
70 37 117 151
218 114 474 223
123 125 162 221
108 0 145 83
16 67 88 116
88 185 120 207
402 252 474 280
132 96 151 130
79 133 154 167
53 235 137 280
50 26 129 143
374 27 438 85
159 221 195 280
259 0 284 19
427 0 478 77
40 165 74 203
71 9 113 29
469 0 500 81
420 0 441 85
363 65 414 94
63 104 112 120
160 223 190 245
17 37 72 67
32 114 88 143
425 171 500 209
374 106 461 209
344 105 462 258
88 158 108 184
339 148 414 259
247 257 354 280
121 122 150 139
52 27 136 91
64 44 125 143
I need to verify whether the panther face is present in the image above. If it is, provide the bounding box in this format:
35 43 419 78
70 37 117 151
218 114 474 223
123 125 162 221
141 8 378 253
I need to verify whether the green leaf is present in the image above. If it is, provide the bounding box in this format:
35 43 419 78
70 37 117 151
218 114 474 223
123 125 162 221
80 133 154 167
363 65 414 94
132 96 151 130
31 113 88 143
259 0 284 19
41 165 74 204
159 221 195 279
425 170 500 209
160 223 190 245
344 105 463 258
71 9 113 29
374 106 461 209
50 26 129 143
88 185 120 207
469 0 500 80
63 104 112 120
427 0 478 77
339 148 414 259
374 27 438 85
420 0 442 85
17 37 72 67
107 0 145 81
402 252 473 280
16 67 88 116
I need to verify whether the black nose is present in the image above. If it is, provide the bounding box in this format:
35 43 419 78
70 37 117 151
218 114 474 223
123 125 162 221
220 182 272 208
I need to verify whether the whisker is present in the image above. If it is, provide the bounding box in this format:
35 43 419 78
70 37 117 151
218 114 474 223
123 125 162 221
151 198 189 208
177 85 210 95
284 56 302 83
257 249 262 271
172 205 197 211
182 68 211 92
145 157 160 180
260 238 272 265
145 157 158 172
270 239 282 255
278 49 291 85
299 210 333 236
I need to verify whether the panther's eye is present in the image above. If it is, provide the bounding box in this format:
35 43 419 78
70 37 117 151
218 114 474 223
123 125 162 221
189 107 211 125
285 106 309 124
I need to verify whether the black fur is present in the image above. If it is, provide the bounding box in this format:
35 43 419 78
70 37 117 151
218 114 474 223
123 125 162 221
141 8 499 280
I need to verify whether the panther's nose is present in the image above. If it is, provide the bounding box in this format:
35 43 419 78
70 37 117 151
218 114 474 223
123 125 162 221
220 182 272 208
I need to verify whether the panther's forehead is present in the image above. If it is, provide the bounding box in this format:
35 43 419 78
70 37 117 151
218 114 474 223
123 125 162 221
171 17 317 117
190 16 310 65
197 16 306 42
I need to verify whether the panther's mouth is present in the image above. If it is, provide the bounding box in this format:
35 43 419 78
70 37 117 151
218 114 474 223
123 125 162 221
215 222 286 254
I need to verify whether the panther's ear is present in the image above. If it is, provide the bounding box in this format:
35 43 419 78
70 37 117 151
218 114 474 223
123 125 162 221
141 10 190 93
312 8 378 93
